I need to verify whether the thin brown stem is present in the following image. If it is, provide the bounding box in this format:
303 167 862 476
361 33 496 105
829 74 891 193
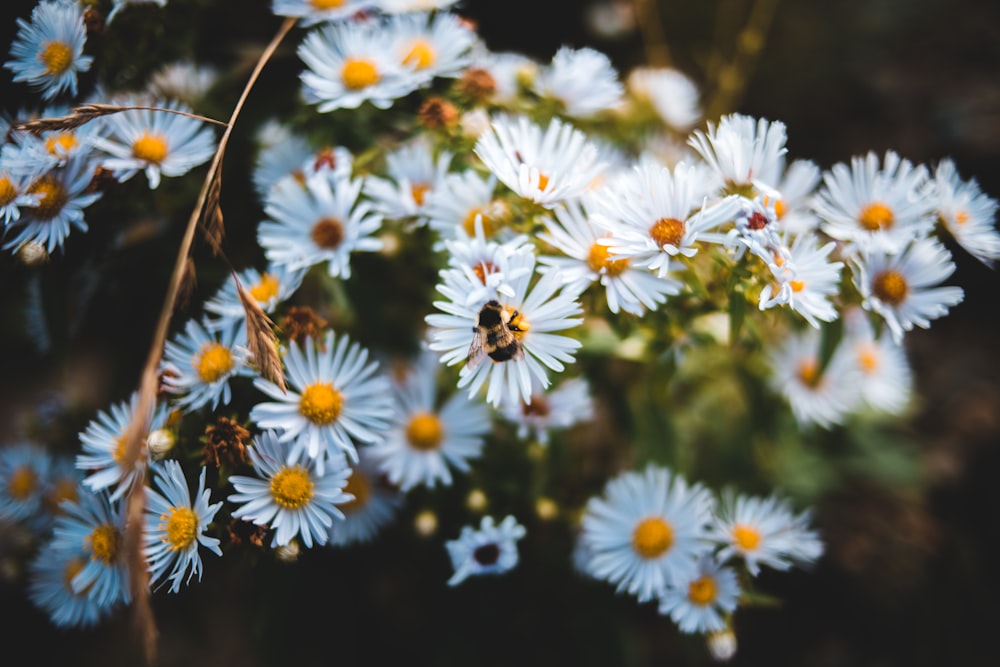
119 16 297 666
705 0 781 120
633 0 672 68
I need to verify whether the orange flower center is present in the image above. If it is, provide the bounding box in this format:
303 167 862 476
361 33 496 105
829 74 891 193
403 39 436 70
858 202 894 231
405 412 444 451
133 132 169 164
7 466 38 500
341 58 380 90
194 341 235 383
340 469 371 514
872 270 909 305
163 506 197 551
270 466 315 509
687 575 718 606
249 273 280 304
299 383 343 425
311 217 345 249
27 176 69 220
649 217 685 248
40 40 73 75
587 241 630 277
632 516 673 559
732 523 762 550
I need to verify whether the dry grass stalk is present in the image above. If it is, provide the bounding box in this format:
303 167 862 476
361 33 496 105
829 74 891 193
236 273 286 393
201 172 226 257
11 103 227 135
115 17 297 665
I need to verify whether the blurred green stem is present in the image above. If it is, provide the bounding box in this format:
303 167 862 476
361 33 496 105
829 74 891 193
705 0 781 120
634 0 672 67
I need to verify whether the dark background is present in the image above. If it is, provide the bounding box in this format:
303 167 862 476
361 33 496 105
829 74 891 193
2 1 999 665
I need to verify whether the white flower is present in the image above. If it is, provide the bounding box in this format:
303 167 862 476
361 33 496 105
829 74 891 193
812 150 935 255
434 219 533 306
423 169 505 242
852 236 964 343
257 169 383 278
626 66 701 131
4 0 93 100
363 136 452 222
707 490 823 576
368 349 491 491
534 46 624 117
498 374 593 445
842 308 913 415
445 515 527 586
658 554 741 635
91 98 216 190
767 328 861 429
580 465 716 602
326 447 404 547
426 249 584 408
539 199 681 315
249 331 394 471
160 316 252 413
758 232 844 328
271 0 378 25
202 263 306 340
474 114 606 208
143 461 222 593
147 60 218 105
385 10 476 85
228 430 354 548
928 158 1000 267
688 113 788 192
590 160 741 278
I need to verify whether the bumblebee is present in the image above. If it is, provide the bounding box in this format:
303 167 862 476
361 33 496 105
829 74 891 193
467 300 526 369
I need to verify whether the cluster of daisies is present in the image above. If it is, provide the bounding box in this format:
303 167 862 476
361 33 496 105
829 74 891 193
2 0 999 654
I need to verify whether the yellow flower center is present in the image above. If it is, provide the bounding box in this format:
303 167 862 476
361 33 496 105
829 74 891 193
0 175 16 207
649 217 685 248
872 270 909 305
687 575 718 606
113 434 128 464
403 39 436 70
536 172 550 191
406 412 445 451
194 341 235 383
270 466 315 509
632 516 674 559
857 344 879 374
249 273 281 304
789 279 806 293
341 58 380 90
7 466 38 500
954 210 970 225
27 176 69 220
310 217 344 249
340 468 371 514
410 182 430 207
587 241 630 277
731 523 762 551
86 523 121 565
858 202 895 231
462 207 496 237
163 506 198 551
472 260 498 286
40 40 73 75
45 478 79 513
45 131 78 156
796 359 821 388
299 382 343 425
774 198 787 219
311 0 345 8
132 132 169 164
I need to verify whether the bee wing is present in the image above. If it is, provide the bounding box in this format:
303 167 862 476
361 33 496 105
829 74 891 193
466 330 487 370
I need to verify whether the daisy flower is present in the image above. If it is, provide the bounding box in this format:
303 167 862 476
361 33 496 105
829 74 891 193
534 46 624 117
363 136 453 222
50 488 131 608
39 455 83 524
466 48 538 105
767 328 861 429
0 163 40 227
770 159 823 236
579 465 716 602
423 169 506 242
498 374 593 445
379 0 462 13
841 308 913 415
144 460 223 593
256 169 383 279
75 392 168 501
327 447 404 547
147 60 219 106
386 10 477 86
0 442 51 524
590 160 741 278
626 66 702 131
160 316 251 413
271 0 378 26
434 218 533 306
2 114 103 176
202 264 306 340
1 155 101 254
28 540 118 628
298 18 421 112
368 349 491 491
426 249 584 408
4 0 93 101
707 490 823 576
227 429 354 548
249 330 394 471
812 150 935 255
852 236 964 343
658 554 741 635
445 515 527 586
474 114 606 208
928 158 1000 267
90 97 217 189
687 113 788 193
758 232 844 328
539 198 682 315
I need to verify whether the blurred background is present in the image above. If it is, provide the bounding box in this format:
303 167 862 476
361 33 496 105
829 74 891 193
2 1 999 665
